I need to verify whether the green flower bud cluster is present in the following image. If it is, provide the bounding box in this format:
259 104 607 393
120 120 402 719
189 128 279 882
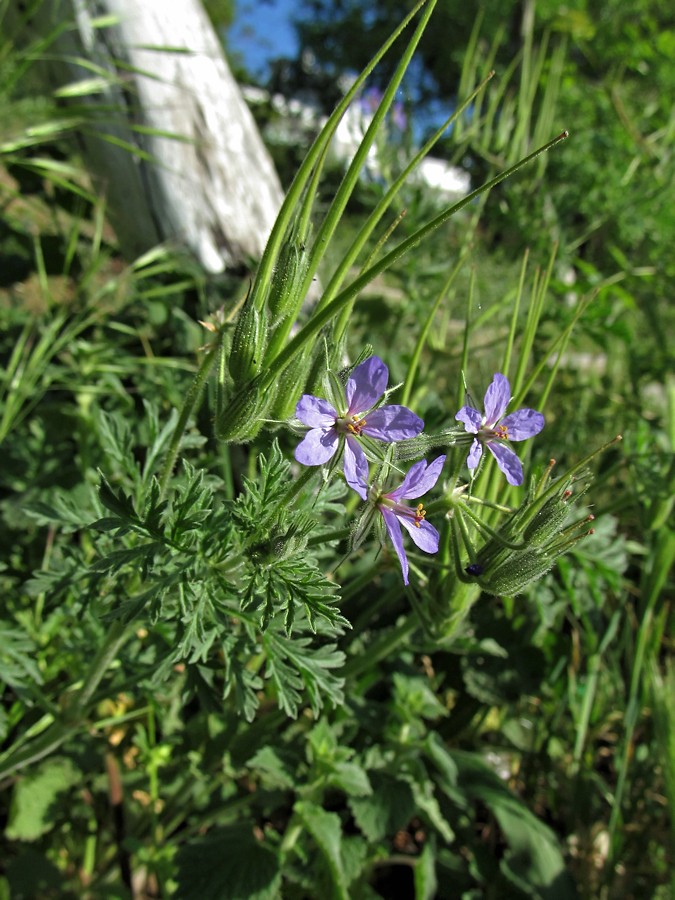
459 469 595 596
215 233 316 441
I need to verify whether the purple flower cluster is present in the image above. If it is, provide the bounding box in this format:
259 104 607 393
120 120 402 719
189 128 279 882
294 358 544 583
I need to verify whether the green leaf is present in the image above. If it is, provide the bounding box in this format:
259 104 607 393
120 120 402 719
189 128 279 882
303 719 373 796
294 800 348 900
414 839 438 900
221 632 265 723
175 826 281 900
247 746 297 790
23 491 96 532
423 732 461 803
6 757 81 841
89 542 162 573
0 625 42 690
264 632 345 718
244 558 346 634
94 409 134 472
450 751 577 899
410 779 455 844
349 774 416 842
329 761 373 798
97 473 139 523
340 835 372 894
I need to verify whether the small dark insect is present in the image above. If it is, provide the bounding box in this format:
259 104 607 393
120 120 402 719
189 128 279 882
465 562 484 576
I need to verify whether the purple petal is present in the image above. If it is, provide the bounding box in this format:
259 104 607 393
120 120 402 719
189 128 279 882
467 439 483 470
397 516 440 554
295 394 337 427
500 408 544 441
363 405 423 441
343 434 369 500
483 374 511 426
487 441 524 486
455 405 482 434
295 427 338 466
345 356 388 415
388 455 446 501
380 507 409 585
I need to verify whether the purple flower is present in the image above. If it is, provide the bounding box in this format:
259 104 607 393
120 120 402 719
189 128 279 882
455 373 544 486
375 455 446 585
361 86 384 114
391 101 407 133
295 356 423 498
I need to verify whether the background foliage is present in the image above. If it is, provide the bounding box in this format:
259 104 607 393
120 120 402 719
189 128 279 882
0 0 673 898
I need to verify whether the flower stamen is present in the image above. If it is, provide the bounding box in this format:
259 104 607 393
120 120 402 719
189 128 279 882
346 415 367 435
414 503 426 527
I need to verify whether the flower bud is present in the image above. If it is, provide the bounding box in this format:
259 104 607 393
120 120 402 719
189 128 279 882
269 345 312 421
228 298 268 385
522 484 585 546
267 237 310 324
473 549 556 596
215 377 275 443
462 478 594 596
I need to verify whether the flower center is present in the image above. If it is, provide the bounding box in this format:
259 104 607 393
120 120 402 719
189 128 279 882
337 413 367 436
383 499 426 527
480 423 508 441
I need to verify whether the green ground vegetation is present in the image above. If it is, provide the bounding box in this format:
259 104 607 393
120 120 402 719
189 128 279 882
0 1 673 897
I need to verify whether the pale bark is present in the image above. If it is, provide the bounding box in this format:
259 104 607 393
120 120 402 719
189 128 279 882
27 0 284 272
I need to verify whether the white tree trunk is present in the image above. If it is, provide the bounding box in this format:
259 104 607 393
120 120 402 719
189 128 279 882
33 0 284 272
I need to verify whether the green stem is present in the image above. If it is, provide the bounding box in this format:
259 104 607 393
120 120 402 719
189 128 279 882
158 343 219 498
439 578 482 639
571 611 621 771
282 466 320 506
248 0 432 315
70 620 129 716
402 249 468 408
295 0 439 319
343 615 419 679
307 527 351 547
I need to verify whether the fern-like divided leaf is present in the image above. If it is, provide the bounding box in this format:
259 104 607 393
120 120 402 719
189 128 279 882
243 557 347 633
232 440 292 538
264 630 345 718
0 625 43 690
